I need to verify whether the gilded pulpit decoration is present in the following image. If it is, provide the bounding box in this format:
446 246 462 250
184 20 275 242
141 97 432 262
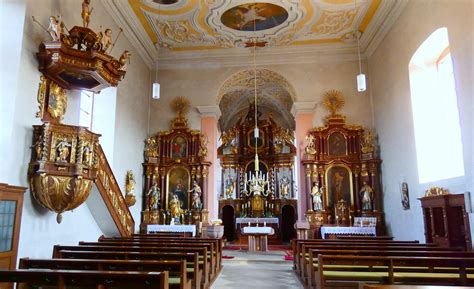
124 170 136 207
424 186 450 197
28 123 100 223
36 76 47 118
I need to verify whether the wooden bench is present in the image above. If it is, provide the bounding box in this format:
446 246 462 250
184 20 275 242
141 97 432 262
316 255 474 289
54 250 203 289
19 258 190 289
362 285 474 289
306 249 474 288
0 269 169 289
336 235 394 240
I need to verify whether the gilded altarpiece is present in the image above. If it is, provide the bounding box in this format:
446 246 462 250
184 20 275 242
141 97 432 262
217 104 297 242
303 91 385 237
141 98 211 231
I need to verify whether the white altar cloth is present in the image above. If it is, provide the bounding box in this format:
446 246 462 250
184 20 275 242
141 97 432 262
147 224 196 237
242 226 275 235
320 226 376 239
236 217 279 226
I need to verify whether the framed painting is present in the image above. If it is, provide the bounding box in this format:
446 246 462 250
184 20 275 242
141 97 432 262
171 136 187 159
401 182 410 210
221 3 289 32
328 131 347 156
325 165 353 208
166 167 190 210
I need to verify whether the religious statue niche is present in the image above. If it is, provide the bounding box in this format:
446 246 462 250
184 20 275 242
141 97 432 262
141 97 211 232
303 90 385 236
217 102 297 242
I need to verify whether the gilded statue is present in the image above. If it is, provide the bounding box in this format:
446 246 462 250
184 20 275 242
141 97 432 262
82 145 92 166
36 76 47 118
279 176 290 199
169 194 184 218
47 81 67 121
103 29 112 52
147 183 160 211
31 136 43 160
125 170 135 194
118 50 131 71
305 134 317 155
81 0 93 28
224 176 235 199
310 182 323 211
189 180 203 211
361 130 376 154
359 182 373 211
55 138 71 162
425 186 450 197
335 199 348 223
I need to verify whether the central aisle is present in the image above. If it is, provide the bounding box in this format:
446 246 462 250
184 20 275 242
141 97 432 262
211 250 303 289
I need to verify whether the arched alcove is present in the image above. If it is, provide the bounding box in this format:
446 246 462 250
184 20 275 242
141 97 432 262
217 69 296 131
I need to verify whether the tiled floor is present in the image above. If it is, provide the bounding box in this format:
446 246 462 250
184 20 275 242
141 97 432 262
211 250 303 289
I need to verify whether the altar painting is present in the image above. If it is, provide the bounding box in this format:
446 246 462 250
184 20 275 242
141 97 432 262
171 136 187 159
166 167 190 210
325 165 352 208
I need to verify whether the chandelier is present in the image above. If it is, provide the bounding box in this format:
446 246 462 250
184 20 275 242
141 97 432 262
241 3 271 198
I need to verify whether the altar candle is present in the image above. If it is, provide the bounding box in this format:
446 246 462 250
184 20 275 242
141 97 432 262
264 221 266 227
248 222 251 227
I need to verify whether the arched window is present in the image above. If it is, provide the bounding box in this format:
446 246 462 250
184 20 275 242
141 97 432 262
408 27 464 183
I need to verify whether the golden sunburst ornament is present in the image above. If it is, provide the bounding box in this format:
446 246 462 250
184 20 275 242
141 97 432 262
171 96 190 117
322 90 345 116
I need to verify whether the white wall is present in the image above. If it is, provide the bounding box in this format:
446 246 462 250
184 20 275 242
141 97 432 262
368 0 473 241
0 0 151 258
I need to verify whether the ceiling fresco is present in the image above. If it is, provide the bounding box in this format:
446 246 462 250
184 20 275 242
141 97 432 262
127 0 381 51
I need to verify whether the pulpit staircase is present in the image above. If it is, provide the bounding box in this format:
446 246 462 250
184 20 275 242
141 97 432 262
92 144 134 236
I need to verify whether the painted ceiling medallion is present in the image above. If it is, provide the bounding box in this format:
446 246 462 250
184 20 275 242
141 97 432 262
221 3 289 32
152 0 178 4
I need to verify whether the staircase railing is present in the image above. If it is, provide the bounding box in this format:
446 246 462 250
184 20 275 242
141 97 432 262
94 144 134 236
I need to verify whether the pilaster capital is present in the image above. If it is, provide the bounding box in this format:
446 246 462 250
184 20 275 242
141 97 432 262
196 105 221 119
291 102 317 117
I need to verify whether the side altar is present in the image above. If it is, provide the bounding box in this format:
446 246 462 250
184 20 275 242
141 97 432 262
303 90 385 238
140 97 211 232
217 103 297 242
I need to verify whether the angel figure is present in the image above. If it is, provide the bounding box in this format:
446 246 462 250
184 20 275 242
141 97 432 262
47 15 62 41
118 50 131 71
103 28 112 52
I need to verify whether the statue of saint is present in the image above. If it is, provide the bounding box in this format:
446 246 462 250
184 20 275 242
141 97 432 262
81 0 93 28
189 180 203 211
147 183 160 211
310 182 323 211
169 194 183 218
280 176 290 199
224 176 235 199
360 182 373 211
82 146 92 166
55 138 71 162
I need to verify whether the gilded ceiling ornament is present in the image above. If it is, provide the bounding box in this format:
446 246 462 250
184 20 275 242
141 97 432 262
171 96 190 117
157 20 203 45
322 89 345 116
311 9 357 35
47 81 68 121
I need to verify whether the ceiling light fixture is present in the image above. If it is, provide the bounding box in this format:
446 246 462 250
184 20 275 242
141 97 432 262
152 3 161 99
355 0 366 92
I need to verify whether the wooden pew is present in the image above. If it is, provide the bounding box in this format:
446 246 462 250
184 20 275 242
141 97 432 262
336 235 394 240
306 249 474 288
295 240 433 275
100 235 223 269
0 269 169 289
83 239 220 276
362 285 474 289
55 244 212 284
316 255 474 289
300 244 460 282
54 250 203 289
19 258 190 289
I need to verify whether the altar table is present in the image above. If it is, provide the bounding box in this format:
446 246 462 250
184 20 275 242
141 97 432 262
242 226 275 252
320 226 376 239
147 224 196 237
236 217 279 226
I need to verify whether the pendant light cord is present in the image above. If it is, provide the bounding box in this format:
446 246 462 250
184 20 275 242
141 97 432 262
253 1 259 172
355 0 362 74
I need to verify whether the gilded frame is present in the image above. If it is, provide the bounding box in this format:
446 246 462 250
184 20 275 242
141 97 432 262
166 166 191 210
327 130 348 156
324 164 353 208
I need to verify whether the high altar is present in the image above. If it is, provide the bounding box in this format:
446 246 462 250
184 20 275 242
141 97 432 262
140 97 211 232
303 90 385 238
217 103 297 242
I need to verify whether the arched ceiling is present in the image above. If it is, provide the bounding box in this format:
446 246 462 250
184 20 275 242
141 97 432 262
218 69 295 131
104 0 407 67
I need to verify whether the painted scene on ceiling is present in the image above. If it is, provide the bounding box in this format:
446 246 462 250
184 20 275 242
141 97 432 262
221 3 289 31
